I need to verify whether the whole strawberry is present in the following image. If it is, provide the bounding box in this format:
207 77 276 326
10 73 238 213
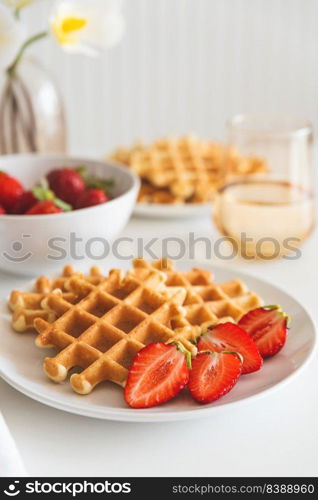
76 188 108 209
47 168 85 206
12 190 37 214
0 173 24 212
0 204 6 215
26 201 63 215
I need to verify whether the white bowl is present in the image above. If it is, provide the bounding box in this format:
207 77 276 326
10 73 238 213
0 154 140 276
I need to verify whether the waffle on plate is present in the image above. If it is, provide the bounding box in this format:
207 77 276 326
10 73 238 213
9 265 105 332
109 136 268 204
8 259 263 398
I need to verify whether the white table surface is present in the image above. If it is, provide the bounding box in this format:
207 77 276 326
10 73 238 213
1 213 317 477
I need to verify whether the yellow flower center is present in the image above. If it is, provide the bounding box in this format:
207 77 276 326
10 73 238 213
52 17 87 46
61 17 87 34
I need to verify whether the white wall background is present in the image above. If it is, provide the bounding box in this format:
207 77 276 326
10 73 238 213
23 0 318 156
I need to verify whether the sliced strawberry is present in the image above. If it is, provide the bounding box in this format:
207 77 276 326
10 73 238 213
0 174 24 212
198 322 263 374
239 305 289 358
188 351 242 404
26 200 63 215
124 342 190 408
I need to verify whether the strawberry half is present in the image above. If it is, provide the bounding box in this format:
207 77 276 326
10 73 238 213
188 351 242 404
124 342 191 408
197 322 263 374
239 305 289 358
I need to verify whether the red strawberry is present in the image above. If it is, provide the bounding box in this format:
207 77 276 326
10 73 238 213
188 351 242 404
124 343 190 408
12 190 37 214
0 174 24 212
47 168 85 205
197 322 263 374
26 201 63 215
239 305 289 358
0 204 6 215
76 188 108 209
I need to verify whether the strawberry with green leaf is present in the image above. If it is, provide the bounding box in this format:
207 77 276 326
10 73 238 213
31 178 72 213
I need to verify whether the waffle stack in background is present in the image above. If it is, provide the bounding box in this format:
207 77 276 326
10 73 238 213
109 136 268 204
8 259 263 395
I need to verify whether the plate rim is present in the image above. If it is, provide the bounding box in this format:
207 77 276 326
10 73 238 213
133 201 212 218
1 262 316 422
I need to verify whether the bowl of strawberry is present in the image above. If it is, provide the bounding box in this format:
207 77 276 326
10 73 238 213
0 155 139 275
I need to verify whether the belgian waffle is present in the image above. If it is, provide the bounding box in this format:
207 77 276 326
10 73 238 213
109 141 145 166
9 265 104 332
110 136 268 204
34 268 200 394
131 258 263 329
34 259 262 394
138 180 184 204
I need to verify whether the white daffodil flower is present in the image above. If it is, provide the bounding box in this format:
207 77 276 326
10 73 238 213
3 0 37 10
50 0 125 55
0 4 25 70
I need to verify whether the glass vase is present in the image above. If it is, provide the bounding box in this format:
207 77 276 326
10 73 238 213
0 57 67 155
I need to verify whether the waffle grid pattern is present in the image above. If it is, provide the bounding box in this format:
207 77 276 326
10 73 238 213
110 136 268 204
132 259 263 330
34 269 198 393
9 266 104 332
9 259 263 396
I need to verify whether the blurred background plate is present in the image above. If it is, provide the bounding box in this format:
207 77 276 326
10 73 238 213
134 202 212 219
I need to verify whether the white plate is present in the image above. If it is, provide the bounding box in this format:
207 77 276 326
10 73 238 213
0 262 316 422
134 202 212 218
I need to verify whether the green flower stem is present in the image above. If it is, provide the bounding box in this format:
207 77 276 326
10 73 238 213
7 31 48 76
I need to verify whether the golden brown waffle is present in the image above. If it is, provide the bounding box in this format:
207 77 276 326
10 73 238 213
225 146 268 176
35 259 262 395
9 266 104 332
34 268 200 394
131 136 226 202
109 136 268 204
138 180 184 204
109 141 145 166
131 258 263 329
